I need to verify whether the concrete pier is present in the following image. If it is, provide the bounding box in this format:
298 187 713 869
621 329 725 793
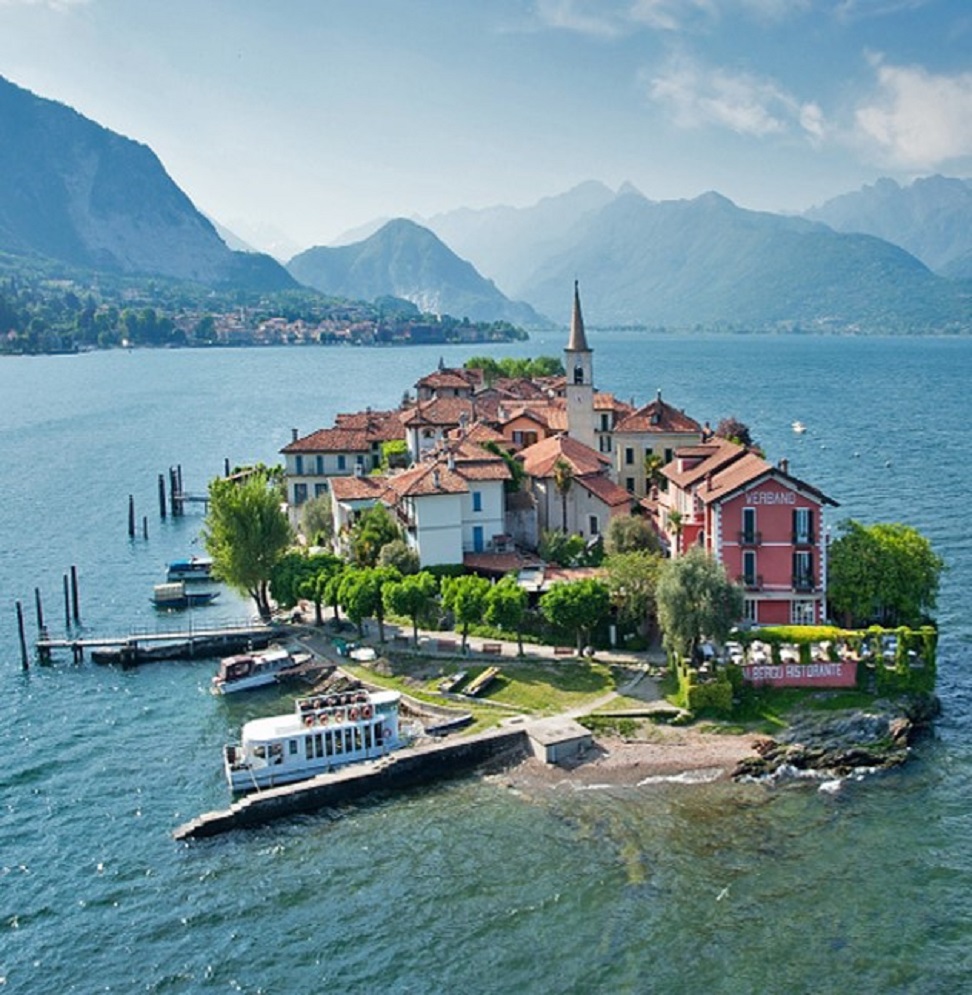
173 726 529 841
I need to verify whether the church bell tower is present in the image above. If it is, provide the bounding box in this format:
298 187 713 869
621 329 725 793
564 280 595 449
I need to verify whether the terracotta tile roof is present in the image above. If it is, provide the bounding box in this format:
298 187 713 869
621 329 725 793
333 408 404 441
282 426 372 454
662 438 746 489
446 420 508 446
697 455 838 507
463 550 542 576
330 475 392 502
575 474 633 508
517 433 609 478
491 377 551 400
386 462 468 497
400 397 477 428
594 392 634 416
615 393 703 435
457 460 512 481
415 368 481 391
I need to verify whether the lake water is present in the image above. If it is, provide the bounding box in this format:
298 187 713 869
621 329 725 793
2 334 970 993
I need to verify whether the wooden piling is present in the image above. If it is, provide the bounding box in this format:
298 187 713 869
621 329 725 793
128 495 136 538
16 600 28 670
70 565 80 624
169 466 180 516
224 457 230 477
34 586 44 633
142 515 149 540
63 573 71 629
158 473 167 519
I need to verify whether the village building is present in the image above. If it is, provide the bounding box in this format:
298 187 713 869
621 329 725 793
647 438 838 625
612 390 704 498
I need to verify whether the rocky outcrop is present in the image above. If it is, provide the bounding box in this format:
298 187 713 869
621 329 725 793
733 693 940 781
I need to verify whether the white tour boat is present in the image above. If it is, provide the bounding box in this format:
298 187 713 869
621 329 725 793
166 555 214 582
211 645 312 695
223 688 402 792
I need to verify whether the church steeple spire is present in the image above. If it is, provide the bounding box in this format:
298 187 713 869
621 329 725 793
567 279 590 353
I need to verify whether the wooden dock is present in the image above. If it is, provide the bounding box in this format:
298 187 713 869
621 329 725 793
36 620 282 664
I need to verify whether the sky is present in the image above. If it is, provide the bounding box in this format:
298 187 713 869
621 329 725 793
1 0 971 257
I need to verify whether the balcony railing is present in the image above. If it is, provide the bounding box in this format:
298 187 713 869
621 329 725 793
737 530 762 546
736 574 763 591
791 532 817 545
792 576 816 592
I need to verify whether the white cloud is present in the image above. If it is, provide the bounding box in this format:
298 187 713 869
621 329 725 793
0 0 89 7
628 0 715 31
646 54 826 140
855 58 972 167
533 0 624 38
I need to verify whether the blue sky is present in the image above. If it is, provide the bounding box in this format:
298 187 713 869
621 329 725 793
1 0 970 255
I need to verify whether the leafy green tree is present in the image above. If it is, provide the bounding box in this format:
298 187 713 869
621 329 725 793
324 568 346 623
383 571 438 645
715 416 754 448
643 451 665 493
604 550 663 636
441 574 492 652
380 439 410 470
350 503 401 567
339 567 376 638
655 547 743 664
828 519 943 627
203 471 293 620
299 493 334 546
539 578 611 653
270 550 341 623
377 538 420 575
552 458 574 533
605 515 660 555
485 574 528 655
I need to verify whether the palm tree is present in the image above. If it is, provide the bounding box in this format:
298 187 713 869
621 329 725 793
552 458 574 533
667 509 684 555
643 452 664 495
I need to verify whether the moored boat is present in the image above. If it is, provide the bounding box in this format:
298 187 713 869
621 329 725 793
166 555 214 582
211 645 313 694
152 581 219 610
223 689 402 792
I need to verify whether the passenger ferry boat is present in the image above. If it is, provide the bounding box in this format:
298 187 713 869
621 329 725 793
223 689 402 793
211 645 312 695
152 581 219 609
166 556 214 582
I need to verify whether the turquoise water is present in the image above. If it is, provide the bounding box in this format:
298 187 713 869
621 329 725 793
2 336 970 993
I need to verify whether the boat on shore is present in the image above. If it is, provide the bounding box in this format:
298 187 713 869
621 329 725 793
223 689 402 793
152 581 219 610
166 556 214 582
211 645 313 695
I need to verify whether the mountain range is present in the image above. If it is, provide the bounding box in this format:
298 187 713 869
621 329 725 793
0 75 294 291
288 219 547 327
1 73 969 333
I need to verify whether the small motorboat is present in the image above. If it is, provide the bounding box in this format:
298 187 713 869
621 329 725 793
152 581 219 610
791 421 807 434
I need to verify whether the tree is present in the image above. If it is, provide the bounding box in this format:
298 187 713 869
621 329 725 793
715 416 754 448
339 567 378 638
540 578 611 653
643 451 664 493
828 519 943 627
485 574 528 655
383 571 438 644
270 550 341 625
378 538 420 575
552 458 574 533
299 493 334 546
604 550 663 636
203 471 293 620
605 515 660 555
350 503 401 567
442 574 492 651
380 439 410 470
655 547 743 664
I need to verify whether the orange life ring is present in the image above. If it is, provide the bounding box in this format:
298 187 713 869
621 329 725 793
349 707 359 721
362 704 373 719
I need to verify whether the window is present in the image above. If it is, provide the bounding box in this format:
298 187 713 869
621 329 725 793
293 483 308 506
626 477 635 493
315 483 328 498
472 490 482 512
337 455 346 471
574 365 584 385
793 551 814 590
744 599 758 624
295 455 304 475
625 447 634 465
742 550 758 587
600 413 610 432
473 526 485 552
793 507 815 544
741 507 757 544
791 600 816 625
315 455 324 475
589 515 599 535
664 448 673 463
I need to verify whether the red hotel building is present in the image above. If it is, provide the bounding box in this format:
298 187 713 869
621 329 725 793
649 437 838 626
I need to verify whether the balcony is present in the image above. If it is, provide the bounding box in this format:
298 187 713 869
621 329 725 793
737 530 762 546
736 574 763 591
792 576 816 592
791 532 817 546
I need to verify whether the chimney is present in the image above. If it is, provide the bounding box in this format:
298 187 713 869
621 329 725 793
779 458 790 475
706 471 713 492
656 388 662 403
291 428 299 443
447 453 456 471
432 470 441 489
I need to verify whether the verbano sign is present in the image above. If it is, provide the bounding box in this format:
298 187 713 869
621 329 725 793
745 489 797 505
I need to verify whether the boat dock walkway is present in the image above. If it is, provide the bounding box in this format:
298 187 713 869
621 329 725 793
35 620 279 663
